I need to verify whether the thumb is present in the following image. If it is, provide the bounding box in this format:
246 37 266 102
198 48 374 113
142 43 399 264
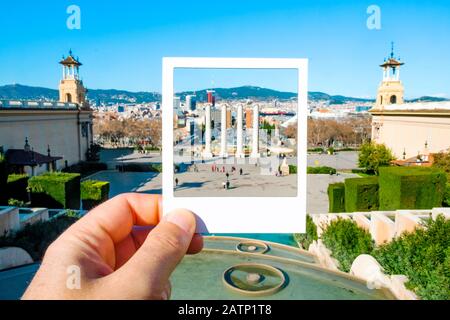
107 209 196 299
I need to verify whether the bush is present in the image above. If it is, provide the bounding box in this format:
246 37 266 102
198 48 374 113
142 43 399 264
7 174 29 202
432 151 450 178
288 165 297 174
328 183 346 213
321 218 374 272
62 161 107 177
344 177 379 212
378 167 446 210
0 153 8 204
28 172 81 209
0 215 79 261
294 215 318 250
7 198 27 207
117 163 162 173
358 142 395 174
372 215 450 300
81 180 110 210
307 166 337 174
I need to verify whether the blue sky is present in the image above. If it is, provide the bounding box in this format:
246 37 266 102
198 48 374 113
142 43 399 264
0 0 449 98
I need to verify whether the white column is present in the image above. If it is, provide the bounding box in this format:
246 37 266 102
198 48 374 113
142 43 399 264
250 104 260 158
220 104 228 157
236 104 244 158
203 104 213 158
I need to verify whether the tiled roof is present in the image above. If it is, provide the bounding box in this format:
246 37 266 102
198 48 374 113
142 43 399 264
5 149 62 166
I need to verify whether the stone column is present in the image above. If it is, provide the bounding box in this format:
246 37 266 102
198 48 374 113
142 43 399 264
220 104 228 158
235 104 244 158
203 104 213 158
250 104 260 158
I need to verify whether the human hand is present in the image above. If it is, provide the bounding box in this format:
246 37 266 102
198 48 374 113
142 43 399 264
22 193 203 300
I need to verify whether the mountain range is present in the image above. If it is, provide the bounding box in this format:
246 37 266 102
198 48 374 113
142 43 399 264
0 84 447 105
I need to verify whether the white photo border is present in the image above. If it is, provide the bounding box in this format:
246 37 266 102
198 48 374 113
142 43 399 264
162 57 308 233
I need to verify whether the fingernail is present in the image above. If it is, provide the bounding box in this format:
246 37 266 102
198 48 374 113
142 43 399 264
164 210 195 233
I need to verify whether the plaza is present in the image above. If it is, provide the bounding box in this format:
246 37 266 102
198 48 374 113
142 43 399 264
173 99 300 197
174 158 297 197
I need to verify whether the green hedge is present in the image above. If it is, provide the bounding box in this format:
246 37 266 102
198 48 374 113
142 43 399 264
0 155 8 204
444 183 450 207
379 167 446 210
7 174 29 203
62 161 107 177
288 165 297 174
321 218 374 272
117 163 162 173
81 180 110 210
29 172 81 209
372 215 450 300
293 215 318 250
307 166 337 174
328 183 346 213
344 177 379 212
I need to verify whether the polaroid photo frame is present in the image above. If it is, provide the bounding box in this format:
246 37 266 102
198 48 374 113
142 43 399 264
162 57 308 233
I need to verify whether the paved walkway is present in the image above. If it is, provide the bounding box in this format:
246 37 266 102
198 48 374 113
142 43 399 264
307 151 358 170
174 161 297 197
307 173 358 214
90 150 360 211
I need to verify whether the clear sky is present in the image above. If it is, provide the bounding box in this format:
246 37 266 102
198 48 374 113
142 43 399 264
0 0 449 98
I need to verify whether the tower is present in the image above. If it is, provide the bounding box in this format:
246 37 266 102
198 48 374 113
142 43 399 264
59 50 88 108
375 43 405 109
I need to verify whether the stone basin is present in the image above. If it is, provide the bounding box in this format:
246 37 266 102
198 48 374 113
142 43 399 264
170 236 395 300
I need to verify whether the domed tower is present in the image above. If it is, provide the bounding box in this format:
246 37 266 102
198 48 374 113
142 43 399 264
59 50 88 108
375 43 405 109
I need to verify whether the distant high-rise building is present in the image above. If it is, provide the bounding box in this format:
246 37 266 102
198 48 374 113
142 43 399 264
186 95 197 111
207 90 215 106
173 96 181 110
245 108 253 129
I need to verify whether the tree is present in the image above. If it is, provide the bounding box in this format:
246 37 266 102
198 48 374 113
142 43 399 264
433 151 450 177
358 142 395 174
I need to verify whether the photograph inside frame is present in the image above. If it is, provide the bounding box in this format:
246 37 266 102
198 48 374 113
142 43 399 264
172 68 298 197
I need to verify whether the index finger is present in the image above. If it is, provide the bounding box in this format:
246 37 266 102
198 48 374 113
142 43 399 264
71 193 162 245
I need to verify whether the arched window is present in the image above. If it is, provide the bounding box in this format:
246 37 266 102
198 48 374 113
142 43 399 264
390 95 397 104
380 96 383 105
66 93 72 103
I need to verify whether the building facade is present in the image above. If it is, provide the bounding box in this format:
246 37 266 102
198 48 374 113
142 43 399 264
0 51 93 175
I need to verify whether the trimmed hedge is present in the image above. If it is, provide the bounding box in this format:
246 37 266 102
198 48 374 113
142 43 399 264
0 155 8 204
7 174 29 202
444 183 450 207
344 177 379 212
379 167 446 210
29 172 81 209
62 161 108 177
321 218 374 272
117 163 162 173
288 165 297 174
328 183 346 213
81 180 110 210
307 166 337 174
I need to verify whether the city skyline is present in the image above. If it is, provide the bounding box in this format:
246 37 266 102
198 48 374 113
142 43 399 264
0 1 449 98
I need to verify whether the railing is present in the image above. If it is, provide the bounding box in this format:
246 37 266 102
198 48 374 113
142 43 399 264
0 99 78 110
